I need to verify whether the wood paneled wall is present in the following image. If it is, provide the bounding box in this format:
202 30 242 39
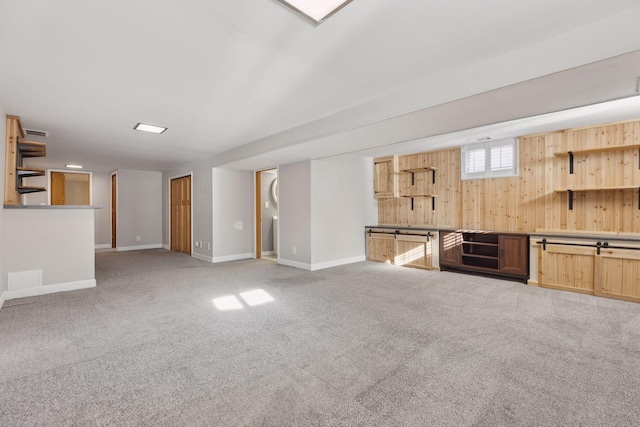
378 119 640 233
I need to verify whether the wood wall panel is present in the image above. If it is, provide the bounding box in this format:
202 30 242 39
377 118 640 234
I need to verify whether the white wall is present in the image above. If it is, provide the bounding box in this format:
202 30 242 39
211 168 253 262
310 155 377 267
0 104 7 305
93 172 111 246
278 160 312 268
116 169 162 249
162 159 213 260
2 208 96 297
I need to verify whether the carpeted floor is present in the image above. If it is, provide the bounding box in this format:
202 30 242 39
1 249 640 426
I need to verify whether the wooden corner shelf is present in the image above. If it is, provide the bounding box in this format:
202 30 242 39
4 115 48 205
17 185 46 194
16 167 45 178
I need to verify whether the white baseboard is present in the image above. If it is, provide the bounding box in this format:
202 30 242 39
310 255 366 271
0 291 6 312
4 279 96 300
211 253 253 263
95 244 112 249
117 244 163 252
278 259 312 271
162 244 170 250
263 250 275 255
192 253 213 263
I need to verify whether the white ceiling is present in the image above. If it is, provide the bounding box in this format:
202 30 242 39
1 0 640 172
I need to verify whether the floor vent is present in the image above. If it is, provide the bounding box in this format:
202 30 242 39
24 128 49 138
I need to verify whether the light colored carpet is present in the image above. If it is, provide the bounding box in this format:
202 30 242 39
1 249 640 426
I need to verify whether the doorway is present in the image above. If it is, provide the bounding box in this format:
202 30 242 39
111 173 117 248
255 168 278 261
170 175 192 255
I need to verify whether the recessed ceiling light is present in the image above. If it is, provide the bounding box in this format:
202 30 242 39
134 123 167 134
276 0 354 24
65 164 83 169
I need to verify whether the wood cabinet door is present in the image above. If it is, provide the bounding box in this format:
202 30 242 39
395 234 432 269
367 233 395 263
595 248 640 303
439 231 461 266
373 156 396 198
539 245 596 294
498 235 528 276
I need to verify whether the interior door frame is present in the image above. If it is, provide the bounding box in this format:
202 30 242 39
168 172 193 255
255 167 278 260
111 171 117 248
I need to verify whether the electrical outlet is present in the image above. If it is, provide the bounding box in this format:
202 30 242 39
198 241 202 248
207 243 211 250
195 241 200 248
136 236 141 242
292 246 297 255
264 201 269 209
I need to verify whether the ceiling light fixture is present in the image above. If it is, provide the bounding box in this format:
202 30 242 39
276 0 354 24
134 123 167 134
65 164 84 169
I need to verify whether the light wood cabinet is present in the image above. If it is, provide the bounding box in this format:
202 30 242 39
373 156 398 199
366 228 436 270
537 237 640 302
395 234 432 270
367 232 395 263
538 244 596 294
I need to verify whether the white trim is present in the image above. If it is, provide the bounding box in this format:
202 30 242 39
0 292 6 311
192 253 213 263
95 244 111 249
162 244 170 250
116 244 163 252
278 258 312 271
4 279 96 300
263 250 275 255
211 253 253 263
310 255 366 271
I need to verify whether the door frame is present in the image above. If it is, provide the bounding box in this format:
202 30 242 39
168 172 193 255
254 167 278 260
111 171 117 248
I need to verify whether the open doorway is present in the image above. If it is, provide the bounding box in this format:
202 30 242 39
49 170 92 205
111 172 117 248
255 168 278 261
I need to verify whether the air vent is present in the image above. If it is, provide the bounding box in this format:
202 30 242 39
24 128 49 138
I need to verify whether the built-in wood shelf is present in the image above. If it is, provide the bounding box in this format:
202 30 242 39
17 185 46 194
553 144 640 157
18 140 46 157
16 167 45 178
554 186 639 192
401 166 437 185
401 194 437 211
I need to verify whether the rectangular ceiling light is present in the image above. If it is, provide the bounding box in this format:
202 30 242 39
134 123 167 134
277 0 354 24
65 164 83 169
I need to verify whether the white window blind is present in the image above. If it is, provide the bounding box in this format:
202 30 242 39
461 138 518 180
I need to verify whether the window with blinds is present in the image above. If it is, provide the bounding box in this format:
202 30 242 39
461 138 518 180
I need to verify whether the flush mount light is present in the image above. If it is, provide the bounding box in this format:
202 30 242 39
134 123 167 134
276 0 354 24
65 164 84 169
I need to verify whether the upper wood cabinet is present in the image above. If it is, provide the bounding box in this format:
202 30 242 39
373 156 398 198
